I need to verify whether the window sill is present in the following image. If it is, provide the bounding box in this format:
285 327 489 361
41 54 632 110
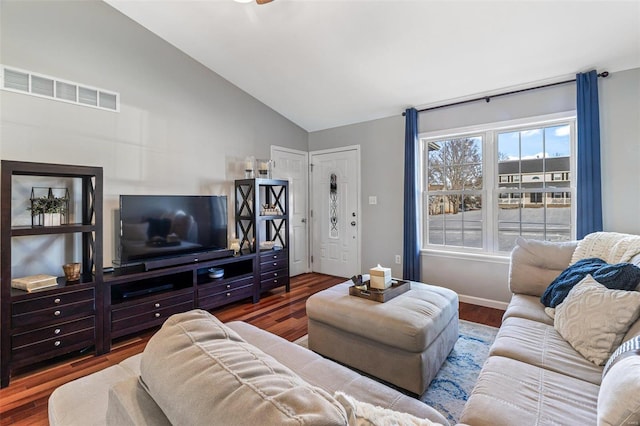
420 248 509 265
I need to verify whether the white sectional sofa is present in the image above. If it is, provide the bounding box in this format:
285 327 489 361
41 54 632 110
460 233 640 426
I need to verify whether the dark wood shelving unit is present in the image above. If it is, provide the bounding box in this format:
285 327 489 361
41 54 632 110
235 178 290 296
1 160 104 388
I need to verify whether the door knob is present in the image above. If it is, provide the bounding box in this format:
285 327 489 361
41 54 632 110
351 221 356 226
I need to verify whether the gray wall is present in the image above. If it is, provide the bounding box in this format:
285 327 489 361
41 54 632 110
310 67 640 306
0 0 308 270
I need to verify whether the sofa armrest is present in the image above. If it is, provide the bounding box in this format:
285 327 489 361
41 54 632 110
509 237 577 296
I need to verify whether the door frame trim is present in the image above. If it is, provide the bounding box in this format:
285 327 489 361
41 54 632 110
270 145 311 274
309 145 362 276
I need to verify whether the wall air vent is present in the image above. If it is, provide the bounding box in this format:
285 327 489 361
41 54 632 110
1 65 119 112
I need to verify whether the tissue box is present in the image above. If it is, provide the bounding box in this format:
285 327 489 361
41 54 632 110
369 265 392 289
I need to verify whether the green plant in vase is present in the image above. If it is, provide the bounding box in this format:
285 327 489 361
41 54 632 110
28 196 67 226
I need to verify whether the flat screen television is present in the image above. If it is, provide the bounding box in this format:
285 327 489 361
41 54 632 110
116 195 229 269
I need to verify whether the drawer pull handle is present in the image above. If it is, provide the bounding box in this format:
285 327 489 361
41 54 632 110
54 328 61 335
226 284 231 289
154 303 160 308
155 313 160 318
54 341 61 347
54 310 61 316
54 298 61 304
226 292 231 297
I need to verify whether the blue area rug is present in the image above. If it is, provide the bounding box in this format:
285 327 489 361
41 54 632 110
294 319 498 424
421 320 498 424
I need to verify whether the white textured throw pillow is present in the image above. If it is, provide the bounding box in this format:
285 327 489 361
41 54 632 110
554 275 640 365
334 391 442 426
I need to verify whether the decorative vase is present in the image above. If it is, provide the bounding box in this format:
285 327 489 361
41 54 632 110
44 213 61 227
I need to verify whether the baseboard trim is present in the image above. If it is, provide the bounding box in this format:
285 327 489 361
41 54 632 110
458 294 509 311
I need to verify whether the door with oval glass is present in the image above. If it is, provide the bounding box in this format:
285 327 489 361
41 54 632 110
310 146 360 278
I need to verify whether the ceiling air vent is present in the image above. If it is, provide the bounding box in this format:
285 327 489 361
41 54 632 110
1 65 119 112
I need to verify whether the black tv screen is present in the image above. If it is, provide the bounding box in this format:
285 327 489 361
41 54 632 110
117 195 228 266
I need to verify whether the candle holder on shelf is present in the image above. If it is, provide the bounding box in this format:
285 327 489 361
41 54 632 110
256 159 272 179
244 156 255 179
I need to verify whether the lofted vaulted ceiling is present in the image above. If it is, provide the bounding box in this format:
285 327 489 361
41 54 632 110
105 0 640 132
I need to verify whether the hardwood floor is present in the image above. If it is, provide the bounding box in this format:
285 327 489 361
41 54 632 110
0 273 504 425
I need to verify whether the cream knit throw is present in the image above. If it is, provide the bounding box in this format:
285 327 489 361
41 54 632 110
571 232 640 265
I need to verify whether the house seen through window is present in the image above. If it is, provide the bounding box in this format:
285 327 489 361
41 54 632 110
422 116 575 254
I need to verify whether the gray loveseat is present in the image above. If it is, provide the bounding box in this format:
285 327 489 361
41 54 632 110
49 309 449 425
460 233 640 426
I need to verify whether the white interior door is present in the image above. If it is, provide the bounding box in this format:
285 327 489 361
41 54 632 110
310 146 360 278
271 146 309 276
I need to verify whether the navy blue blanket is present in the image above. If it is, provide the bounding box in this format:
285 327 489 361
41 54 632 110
541 258 640 308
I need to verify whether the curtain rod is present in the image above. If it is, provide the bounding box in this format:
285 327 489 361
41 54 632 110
403 71 609 116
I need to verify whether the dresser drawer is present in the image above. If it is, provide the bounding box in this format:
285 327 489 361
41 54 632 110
198 276 253 298
260 273 289 292
111 301 194 334
198 285 254 310
111 292 193 322
260 250 288 263
260 268 287 283
12 300 95 328
11 327 95 361
12 288 94 316
260 257 288 273
12 316 95 348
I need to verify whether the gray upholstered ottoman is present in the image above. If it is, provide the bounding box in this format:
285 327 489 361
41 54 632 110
306 280 459 395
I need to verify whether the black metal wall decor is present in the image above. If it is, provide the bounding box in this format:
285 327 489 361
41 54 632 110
330 173 338 238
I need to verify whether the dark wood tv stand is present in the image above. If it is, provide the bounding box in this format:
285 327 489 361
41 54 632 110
104 252 257 351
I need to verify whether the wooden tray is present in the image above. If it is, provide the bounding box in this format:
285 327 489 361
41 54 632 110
349 279 410 303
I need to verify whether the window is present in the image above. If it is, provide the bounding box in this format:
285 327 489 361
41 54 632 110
422 115 575 254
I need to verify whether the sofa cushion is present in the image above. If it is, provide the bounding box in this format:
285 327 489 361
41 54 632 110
107 377 171 426
554 275 640 365
225 320 450 425
333 392 442 426
598 352 640 425
489 317 603 385
509 237 577 296
459 356 598 426
502 293 553 326
140 309 348 426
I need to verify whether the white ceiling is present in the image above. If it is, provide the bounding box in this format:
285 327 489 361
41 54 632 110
105 0 640 132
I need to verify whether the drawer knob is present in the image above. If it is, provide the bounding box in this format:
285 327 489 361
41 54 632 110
273 262 277 266
274 279 278 283
226 284 231 289
54 310 61 316
155 313 160 318
273 255 277 259
274 272 278 276
226 292 231 297
54 298 61 304
154 303 160 308
54 328 61 335
54 340 61 347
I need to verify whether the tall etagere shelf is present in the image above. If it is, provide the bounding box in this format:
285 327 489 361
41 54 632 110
235 179 290 296
1 160 104 388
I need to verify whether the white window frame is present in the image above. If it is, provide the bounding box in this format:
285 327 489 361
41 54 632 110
419 111 577 256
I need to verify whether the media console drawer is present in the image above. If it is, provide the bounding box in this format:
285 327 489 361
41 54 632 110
12 324 95 362
12 287 95 316
12 299 95 329
110 288 194 338
12 316 95 348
